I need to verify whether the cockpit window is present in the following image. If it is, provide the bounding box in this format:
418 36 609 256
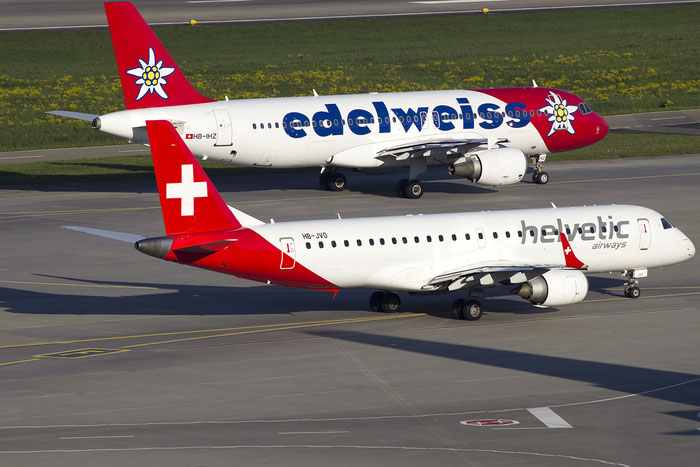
579 102 593 114
661 218 674 229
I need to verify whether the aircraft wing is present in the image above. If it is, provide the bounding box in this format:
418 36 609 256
63 226 146 243
425 233 587 291
47 111 99 122
376 137 509 158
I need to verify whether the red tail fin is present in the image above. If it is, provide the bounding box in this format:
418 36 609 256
105 2 214 110
146 120 241 235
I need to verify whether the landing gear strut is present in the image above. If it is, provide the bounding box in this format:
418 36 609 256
531 154 549 185
320 169 347 192
369 291 401 313
622 270 643 298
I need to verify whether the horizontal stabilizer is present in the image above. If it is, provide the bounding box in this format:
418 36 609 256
47 111 99 122
63 226 145 243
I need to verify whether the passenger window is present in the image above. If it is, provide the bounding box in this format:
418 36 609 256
438 235 444 242
306 242 311 249
465 113 471 120
427 235 432 242
331 240 337 247
506 231 511 238
268 123 272 129
260 122 264 128
392 237 397 244
275 122 279 128
402 237 408 244
493 232 498 239
566 228 571 235
283 122 287 128
318 241 324 248
344 240 349 247
602 226 607 233
578 227 583 234
252 123 257 129
614 225 619 232
414 236 419 243
518 231 523 238
465 233 470 240
451 234 457 241
348 119 353 125
369 239 375 246
380 238 385 245
479 232 484 239
357 239 362 246
529 231 534 237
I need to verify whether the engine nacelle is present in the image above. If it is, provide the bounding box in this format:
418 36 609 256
448 148 526 186
511 270 588 307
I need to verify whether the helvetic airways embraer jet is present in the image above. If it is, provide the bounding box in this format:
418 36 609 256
65 121 694 320
50 2 609 199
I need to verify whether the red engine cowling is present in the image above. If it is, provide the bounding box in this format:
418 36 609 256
448 148 526 186
512 270 588 307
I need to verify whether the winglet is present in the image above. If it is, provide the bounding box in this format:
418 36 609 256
559 233 585 269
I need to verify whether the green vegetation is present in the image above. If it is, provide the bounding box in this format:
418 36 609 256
0 133 695 185
1 5 699 152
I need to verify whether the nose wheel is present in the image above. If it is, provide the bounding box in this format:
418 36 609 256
622 270 644 298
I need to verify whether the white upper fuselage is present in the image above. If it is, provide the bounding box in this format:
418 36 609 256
97 89 603 169
237 204 694 291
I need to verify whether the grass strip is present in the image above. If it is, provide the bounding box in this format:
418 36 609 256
0 134 696 185
1 5 699 151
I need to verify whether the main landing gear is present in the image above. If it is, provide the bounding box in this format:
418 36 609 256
320 170 347 192
368 291 483 321
395 179 424 199
369 291 401 313
531 154 549 185
622 269 645 298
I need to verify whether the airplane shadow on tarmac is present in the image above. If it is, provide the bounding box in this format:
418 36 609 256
309 329 700 429
0 166 497 198
0 273 626 318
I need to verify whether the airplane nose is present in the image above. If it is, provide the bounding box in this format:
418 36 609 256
687 237 696 258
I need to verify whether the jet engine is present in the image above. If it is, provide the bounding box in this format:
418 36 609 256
511 270 588 307
448 148 526 186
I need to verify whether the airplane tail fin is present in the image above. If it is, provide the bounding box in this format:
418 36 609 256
146 120 242 236
105 2 214 110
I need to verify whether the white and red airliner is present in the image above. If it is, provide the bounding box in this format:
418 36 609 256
51 1 609 198
66 121 694 320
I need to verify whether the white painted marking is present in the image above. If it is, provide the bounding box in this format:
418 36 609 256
278 431 349 435
651 116 687 120
61 435 134 440
527 407 573 429
0 155 44 161
118 149 147 153
166 164 207 216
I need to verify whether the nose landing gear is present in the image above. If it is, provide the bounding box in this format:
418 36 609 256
531 154 549 185
622 269 646 298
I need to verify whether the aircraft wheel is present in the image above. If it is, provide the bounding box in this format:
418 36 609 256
537 171 549 184
624 286 641 299
404 180 424 199
319 172 331 190
451 299 466 320
369 291 384 312
464 299 482 321
380 292 401 313
328 173 347 191
396 179 408 198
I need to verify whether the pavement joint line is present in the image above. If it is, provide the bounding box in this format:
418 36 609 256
0 314 425 350
0 280 161 290
583 291 700 302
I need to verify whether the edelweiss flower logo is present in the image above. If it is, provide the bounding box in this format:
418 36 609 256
538 91 579 136
126 47 175 101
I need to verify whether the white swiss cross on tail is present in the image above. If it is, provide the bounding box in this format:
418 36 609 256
166 164 207 216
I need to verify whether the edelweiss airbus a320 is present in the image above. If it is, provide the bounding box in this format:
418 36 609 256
51 2 609 199
66 121 694 320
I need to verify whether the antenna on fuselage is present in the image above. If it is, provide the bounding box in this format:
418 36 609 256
532 79 538 88
312 89 319 97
